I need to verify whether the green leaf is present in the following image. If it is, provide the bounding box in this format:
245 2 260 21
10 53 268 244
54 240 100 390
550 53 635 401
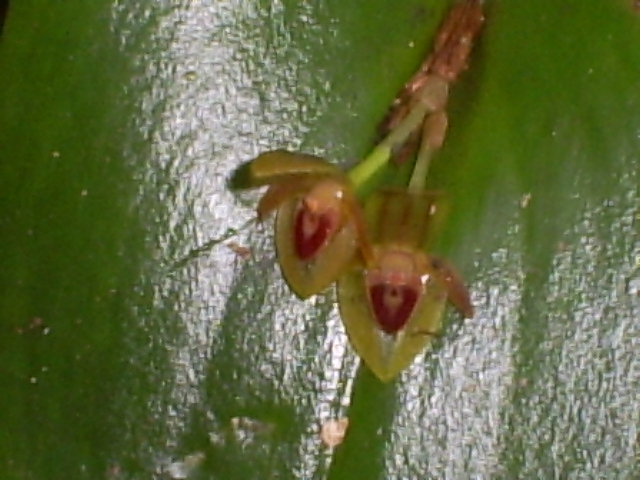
1 1 638 479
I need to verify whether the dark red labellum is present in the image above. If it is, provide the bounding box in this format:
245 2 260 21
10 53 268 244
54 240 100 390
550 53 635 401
368 283 419 334
294 206 333 260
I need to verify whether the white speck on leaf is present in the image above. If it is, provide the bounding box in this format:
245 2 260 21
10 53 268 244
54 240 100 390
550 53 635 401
520 193 532 208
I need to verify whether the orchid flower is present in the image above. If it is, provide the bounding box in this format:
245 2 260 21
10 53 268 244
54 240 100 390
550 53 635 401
337 78 474 382
232 150 370 299
333 0 483 381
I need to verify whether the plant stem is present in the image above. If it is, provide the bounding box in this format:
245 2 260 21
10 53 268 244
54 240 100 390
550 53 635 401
407 133 435 192
347 101 430 188
407 110 447 192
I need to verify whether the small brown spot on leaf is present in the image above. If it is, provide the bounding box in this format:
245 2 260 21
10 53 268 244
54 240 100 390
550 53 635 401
16 317 49 335
226 241 251 259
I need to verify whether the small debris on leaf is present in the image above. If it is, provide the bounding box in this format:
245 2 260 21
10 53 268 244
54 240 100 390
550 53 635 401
320 418 349 447
519 193 532 208
183 70 198 81
30 317 43 329
229 416 274 444
15 317 50 335
462 382 477 393
165 452 205 479
227 242 251 259
106 464 121 479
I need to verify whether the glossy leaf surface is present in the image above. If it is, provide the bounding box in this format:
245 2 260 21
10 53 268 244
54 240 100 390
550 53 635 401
1 1 639 479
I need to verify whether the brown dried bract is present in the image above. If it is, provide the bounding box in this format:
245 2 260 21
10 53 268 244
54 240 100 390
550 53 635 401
430 0 485 82
379 0 484 163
